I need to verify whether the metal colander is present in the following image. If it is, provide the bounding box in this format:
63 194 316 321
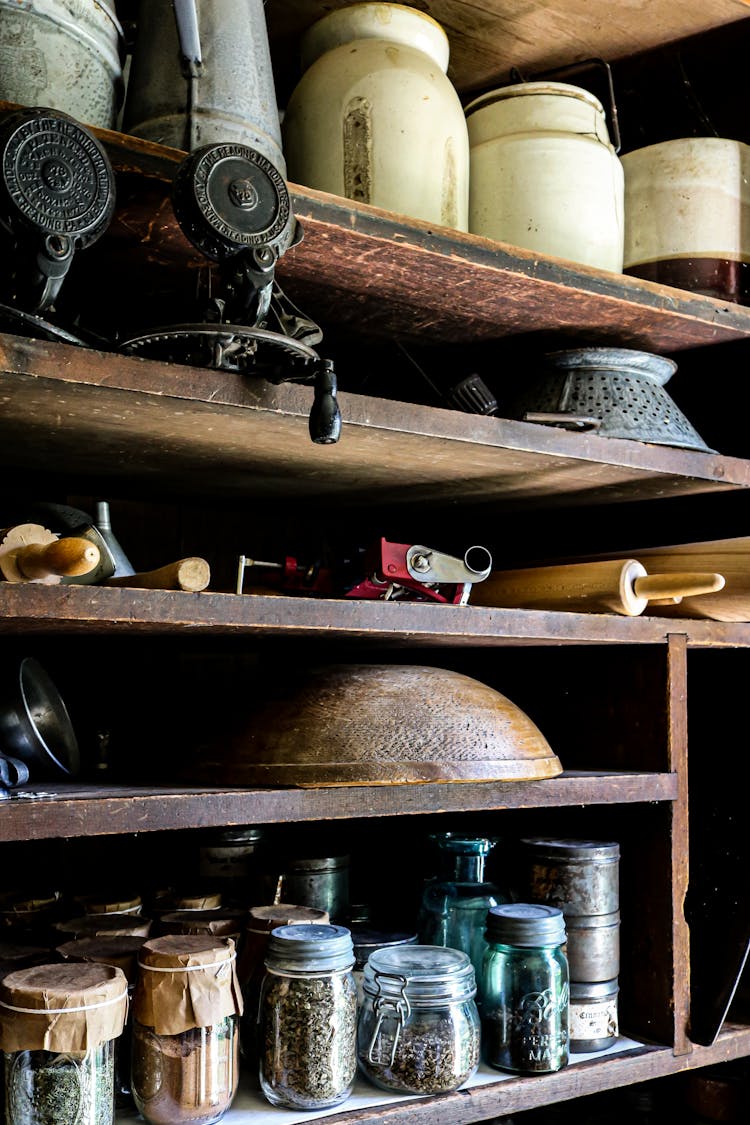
500 347 713 452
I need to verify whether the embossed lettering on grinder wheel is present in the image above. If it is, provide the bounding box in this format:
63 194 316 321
173 142 291 260
1 114 114 242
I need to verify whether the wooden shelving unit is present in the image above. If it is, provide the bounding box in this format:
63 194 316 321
3 8 750 1119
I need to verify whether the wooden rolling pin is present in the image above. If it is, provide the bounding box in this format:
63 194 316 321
589 538 750 622
103 557 211 593
0 523 101 584
469 558 725 617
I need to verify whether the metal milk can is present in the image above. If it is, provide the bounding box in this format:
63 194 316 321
121 0 286 172
465 81 624 271
282 1 469 231
0 0 124 129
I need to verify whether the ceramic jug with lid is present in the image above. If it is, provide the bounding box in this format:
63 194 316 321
465 81 624 271
282 2 469 231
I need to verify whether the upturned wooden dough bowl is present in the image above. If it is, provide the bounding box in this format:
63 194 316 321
201 664 563 787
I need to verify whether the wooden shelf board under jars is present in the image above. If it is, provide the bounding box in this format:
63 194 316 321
111 1027 750 1124
1 332 750 510
263 1 750 103
11 107 749 354
3 585 750 647
0 773 677 842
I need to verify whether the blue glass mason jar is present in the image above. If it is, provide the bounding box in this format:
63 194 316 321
480 903 569 1074
418 833 508 995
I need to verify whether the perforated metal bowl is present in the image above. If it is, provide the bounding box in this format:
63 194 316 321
501 346 713 452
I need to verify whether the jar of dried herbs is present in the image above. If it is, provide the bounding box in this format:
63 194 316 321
0 960 128 1125
131 935 242 1125
259 922 357 1110
357 944 480 1095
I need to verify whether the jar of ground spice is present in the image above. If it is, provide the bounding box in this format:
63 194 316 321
259 923 357 1110
131 935 242 1125
357 944 480 1095
0 960 128 1125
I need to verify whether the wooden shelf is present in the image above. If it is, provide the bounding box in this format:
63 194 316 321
1 584 750 648
1 332 749 508
0 772 676 842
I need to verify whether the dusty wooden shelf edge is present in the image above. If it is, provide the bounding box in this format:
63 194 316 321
1 584 750 647
0 772 677 841
1 332 749 509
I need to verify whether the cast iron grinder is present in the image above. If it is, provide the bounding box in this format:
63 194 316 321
118 140 341 445
0 106 115 345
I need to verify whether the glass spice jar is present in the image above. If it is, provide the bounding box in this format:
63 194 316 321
480 903 569 1075
0 960 128 1125
259 923 357 1110
131 935 242 1125
358 944 480 1095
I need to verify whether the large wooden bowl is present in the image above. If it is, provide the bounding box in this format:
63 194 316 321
197 664 563 787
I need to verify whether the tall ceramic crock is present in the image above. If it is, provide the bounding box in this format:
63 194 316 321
622 137 750 303
465 81 624 271
282 2 469 231
0 0 124 129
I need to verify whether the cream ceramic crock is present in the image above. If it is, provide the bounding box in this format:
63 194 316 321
622 137 750 303
282 2 469 230
465 81 624 271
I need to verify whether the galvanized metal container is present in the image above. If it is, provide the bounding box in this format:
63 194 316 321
121 0 285 171
0 0 124 129
267 855 350 925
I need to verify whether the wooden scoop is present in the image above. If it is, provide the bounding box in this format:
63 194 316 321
469 558 725 617
0 524 101 584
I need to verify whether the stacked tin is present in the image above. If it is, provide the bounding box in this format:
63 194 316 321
518 838 620 1053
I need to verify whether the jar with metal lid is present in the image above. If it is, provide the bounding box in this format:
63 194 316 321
569 978 619 1053
131 935 242 1125
480 903 569 1074
465 81 624 271
282 1 469 230
0 960 128 1125
358 944 480 1094
259 923 357 1110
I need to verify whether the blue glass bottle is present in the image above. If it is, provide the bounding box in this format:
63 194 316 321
418 833 508 993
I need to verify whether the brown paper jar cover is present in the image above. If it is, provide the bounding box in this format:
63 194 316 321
154 891 222 912
75 892 143 915
237 903 329 986
0 962 128 1053
157 909 247 943
54 913 152 940
56 936 148 984
133 935 243 1037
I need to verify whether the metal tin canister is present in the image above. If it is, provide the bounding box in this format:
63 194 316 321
564 910 620 982
267 855 350 925
569 978 619 1052
520 838 620 915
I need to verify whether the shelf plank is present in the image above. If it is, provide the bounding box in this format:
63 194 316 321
1 332 749 508
0 772 677 842
2 584 750 648
265 1 750 100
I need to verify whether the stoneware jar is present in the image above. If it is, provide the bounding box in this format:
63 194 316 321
465 81 624 271
282 2 469 231
622 137 750 303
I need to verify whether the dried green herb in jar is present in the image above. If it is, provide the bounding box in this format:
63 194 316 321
5 1044 115 1125
358 944 481 1096
259 923 357 1111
